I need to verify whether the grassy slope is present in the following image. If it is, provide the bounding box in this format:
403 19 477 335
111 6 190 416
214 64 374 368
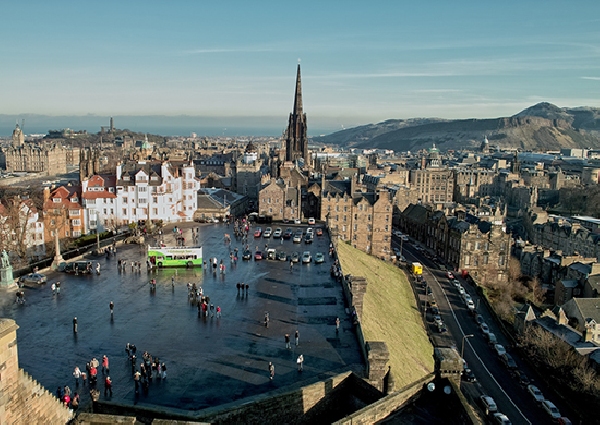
337 242 434 387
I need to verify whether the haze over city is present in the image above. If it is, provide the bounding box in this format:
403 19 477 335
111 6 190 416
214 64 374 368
1 0 600 135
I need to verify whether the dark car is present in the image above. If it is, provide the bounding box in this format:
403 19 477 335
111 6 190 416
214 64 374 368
304 234 313 244
242 249 252 260
64 261 93 274
291 251 300 263
500 353 518 370
429 306 439 315
277 250 287 261
462 368 476 382
283 228 293 239
512 370 531 387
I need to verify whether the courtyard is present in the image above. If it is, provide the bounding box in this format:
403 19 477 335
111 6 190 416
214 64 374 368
0 222 363 411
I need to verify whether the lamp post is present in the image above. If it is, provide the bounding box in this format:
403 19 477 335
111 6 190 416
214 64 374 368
461 334 474 360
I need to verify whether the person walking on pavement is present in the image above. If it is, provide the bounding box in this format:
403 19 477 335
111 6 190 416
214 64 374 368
102 355 109 375
73 317 78 334
285 333 291 349
51 282 56 295
290 260 293 272
216 306 222 318
73 366 81 387
295 330 299 346
134 370 141 393
104 376 112 397
336 317 340 333
109 301 114 317
297 354 304 372
264 311 269 328
269 362 275 380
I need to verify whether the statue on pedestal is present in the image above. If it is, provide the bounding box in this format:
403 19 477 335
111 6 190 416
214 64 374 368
0 249 13 287
1 250 9 269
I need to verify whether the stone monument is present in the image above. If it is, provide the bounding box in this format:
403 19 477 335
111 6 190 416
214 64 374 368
0 250 14 287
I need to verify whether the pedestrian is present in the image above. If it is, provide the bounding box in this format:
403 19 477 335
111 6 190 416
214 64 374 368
290 260 293 272
55 281 61 294
336 317 340 333
81 371 87 387
73 366 81 387
295 330 299 346
171 276 175 287
73 317 78 334
134 370 141 393
102 355 109 375
210 303 215 317
161 362 167 379
109 301 114 317
216 306 221 318
269 362 275 380
297 354 304 372
51 282 56 295
285 333 291 349
71 392 80 410
64 385 71 396
56 386 63 400
264 311 269 328
104 376 112 396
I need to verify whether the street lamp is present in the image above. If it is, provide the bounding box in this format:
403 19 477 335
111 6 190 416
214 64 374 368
461 334 474 360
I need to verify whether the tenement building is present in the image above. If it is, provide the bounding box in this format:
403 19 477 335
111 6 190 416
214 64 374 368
409 145 453 205
321 175 393 258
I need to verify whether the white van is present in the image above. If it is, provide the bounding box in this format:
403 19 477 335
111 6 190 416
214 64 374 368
542 400 561 420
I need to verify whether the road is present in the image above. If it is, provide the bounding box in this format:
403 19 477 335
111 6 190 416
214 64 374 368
394 235 577 425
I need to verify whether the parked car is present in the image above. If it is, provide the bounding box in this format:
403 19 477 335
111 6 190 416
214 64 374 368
263 227 272 238
433 315 443 326
458 285 465 295
314 252 325 264
64 261 93 274
18 273 47 285
254 228 262 238
466 300 475 310
541 400 561 420
558 417 573 425
437 322 447 333
283 228 293 239
480 322 490 334
475 314 484 325
486 332 498 345
492 413 512 425
277 250 287 261
291 251 300 263
316 227 323 236
429 306 439 315
513 370 530 387
302 251 312 263
494 344 507 357
273 227 282 239
528 384 545 403
451 279 460 287
500 353 518 370
242 249 252 260
254 251 263 261
266 248 277 260
446 271 455 279
294 218 301 224
479 395 498 414
293 233 303 243
304 234 314 244
306 227 314 235
462 367 476 382
307 217 315 225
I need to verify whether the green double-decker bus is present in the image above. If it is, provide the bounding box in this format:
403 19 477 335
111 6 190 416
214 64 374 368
148 246 203 268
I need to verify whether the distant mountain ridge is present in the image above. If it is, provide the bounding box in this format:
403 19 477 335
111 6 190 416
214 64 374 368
313 103 600 152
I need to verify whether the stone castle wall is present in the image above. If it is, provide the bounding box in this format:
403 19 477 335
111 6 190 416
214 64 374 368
0 319 73 425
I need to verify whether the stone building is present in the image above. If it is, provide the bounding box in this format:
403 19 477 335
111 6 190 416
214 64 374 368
409 145 454 205
401 204 511 283
321 176 393 258
453 168 495 203
1 138 67 174
258 178 302 222
234 141 263 202
562 298 600 343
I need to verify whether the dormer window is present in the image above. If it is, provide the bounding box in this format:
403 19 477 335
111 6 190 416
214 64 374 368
123 176 130 181
53 198 61 203
71 197 78 202
151 176 159 181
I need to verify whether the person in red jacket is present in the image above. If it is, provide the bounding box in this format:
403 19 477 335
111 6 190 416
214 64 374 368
104 376 112 397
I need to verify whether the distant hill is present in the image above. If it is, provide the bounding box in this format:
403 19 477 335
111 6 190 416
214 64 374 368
312 103 600 152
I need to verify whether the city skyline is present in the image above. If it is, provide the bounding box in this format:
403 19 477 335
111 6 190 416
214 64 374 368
1 1 599 132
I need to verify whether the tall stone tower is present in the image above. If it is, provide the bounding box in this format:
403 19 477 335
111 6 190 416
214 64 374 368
284 64 308 164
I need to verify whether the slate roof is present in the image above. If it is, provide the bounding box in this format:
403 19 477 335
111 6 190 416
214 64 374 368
402 204 428 224
572 298 600 324
322 180 351 197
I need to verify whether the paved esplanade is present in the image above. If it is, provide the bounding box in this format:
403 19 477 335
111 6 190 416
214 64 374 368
0 223 362 411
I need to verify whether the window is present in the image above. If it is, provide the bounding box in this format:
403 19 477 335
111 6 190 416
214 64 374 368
139 198 147 204
72 219 81 226
498 255 506 266
73 231 81 237
53 198 61 203
122 209 127 215
138 186 147 192
90 220 97 227
464 255 470 266
152 197 158 203
87 199 96 205
69 210 80 216
123 198 128 204
152 208 158 215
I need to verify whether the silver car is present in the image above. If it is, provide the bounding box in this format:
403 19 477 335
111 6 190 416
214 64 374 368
19 273 47 285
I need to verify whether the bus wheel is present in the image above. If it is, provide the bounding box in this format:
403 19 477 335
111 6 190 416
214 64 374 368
187 261 193 268
158 262 163 268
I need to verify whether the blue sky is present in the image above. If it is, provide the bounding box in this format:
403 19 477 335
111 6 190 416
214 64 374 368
1 1 599 129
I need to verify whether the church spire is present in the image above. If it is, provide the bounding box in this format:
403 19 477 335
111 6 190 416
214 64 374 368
293 63 303 117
